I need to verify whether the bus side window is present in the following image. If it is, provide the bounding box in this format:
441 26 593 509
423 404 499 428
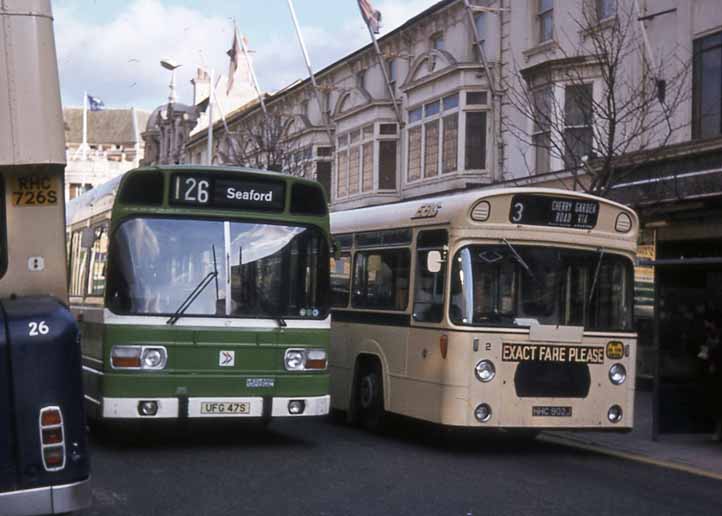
69 230 89 297
87 224 109 296
330 253 351 307
413 230 448 323
352 249 410 311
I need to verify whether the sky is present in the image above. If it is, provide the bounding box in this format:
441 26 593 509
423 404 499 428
54 0 438 112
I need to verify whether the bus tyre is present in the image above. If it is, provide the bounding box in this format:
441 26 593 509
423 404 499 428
357 363 385 432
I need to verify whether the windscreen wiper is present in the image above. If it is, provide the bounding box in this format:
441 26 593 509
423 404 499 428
167 245 219 325
587 248 606 307
502 239 535 280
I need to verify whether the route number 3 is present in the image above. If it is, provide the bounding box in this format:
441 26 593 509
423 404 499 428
28 321 50 336
511 202 524 222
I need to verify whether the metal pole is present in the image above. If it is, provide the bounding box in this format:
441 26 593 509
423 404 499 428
238 29 267 116
358 8 402 125
207 68 214 165
651 235 661 441
286 0 334 145
82 91 88 160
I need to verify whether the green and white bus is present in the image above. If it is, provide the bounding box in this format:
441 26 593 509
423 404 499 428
67 165 331 422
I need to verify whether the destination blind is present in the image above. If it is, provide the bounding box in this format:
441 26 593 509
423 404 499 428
509 194 599 229
170 173 285 211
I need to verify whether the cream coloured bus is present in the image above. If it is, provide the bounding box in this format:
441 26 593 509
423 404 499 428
329 188 638 432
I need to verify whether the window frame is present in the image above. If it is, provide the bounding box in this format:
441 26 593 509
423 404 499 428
406 92 462 184
351 247 411 312
692 31 722 140
563 83 594 169
537 0 554 44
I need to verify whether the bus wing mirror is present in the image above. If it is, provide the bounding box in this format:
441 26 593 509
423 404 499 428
332 239 341 260
426 250 443 273
80 227 95 249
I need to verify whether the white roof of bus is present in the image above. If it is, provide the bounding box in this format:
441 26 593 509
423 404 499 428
330 187 633 234
66 173 123 226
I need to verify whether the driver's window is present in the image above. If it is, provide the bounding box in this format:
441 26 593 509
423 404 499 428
413 230 447 323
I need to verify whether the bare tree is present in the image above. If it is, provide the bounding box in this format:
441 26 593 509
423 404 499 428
215 110 310 177
504 1 690 196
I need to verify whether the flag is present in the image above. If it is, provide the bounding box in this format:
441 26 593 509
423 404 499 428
358 0 382 34
87 94 104 111
226 31 242 94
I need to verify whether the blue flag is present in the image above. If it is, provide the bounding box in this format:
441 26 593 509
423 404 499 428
87 94 105 111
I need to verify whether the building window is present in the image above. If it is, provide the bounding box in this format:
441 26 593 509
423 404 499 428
356 69 366 90
362 142 374 191
465 112 487 170
431 32 445 51
442 113 458 173
532 86 552 175
408 126 422 181
348 146 360 195
387 59 396 84
379 140 397 190
336 136 348 198
473 13 486 59
563 84 594 168
538 0 554 43
317 146 332 157
424 120 440 178
693 31 722 139
337 124 393 198
407 92 460 182
466 91 488 106
316 161 331 198
597 0 616 21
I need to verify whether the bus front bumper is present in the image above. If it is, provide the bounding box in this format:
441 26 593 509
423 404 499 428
100 395 330 419
0 478 91 516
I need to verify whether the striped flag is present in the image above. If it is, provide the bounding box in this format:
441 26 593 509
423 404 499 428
358 0 382 34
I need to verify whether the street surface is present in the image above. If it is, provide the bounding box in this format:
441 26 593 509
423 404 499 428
78 417 722 516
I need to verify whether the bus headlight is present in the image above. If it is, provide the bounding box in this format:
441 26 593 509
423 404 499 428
474 403 492 423
284 349 327 371
142 347 167 370
112 345 167 370
608 405 623 423
474 360 496 382
609 363 626 385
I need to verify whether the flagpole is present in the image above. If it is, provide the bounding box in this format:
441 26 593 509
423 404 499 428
208 68 214 165
286 0 334 145
358 6 402 125
237 27 267 117
82 91 88 160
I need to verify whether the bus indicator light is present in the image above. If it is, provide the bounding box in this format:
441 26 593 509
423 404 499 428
606 341 624 359
41 409 62 426
439 335 448 359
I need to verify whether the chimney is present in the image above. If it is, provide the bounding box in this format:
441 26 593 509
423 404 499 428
191 67 211 106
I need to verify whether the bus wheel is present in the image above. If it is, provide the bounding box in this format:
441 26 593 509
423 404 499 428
357 362 385 432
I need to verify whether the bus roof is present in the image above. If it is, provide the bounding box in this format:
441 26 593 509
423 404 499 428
330 187 637 235
66 164 328 226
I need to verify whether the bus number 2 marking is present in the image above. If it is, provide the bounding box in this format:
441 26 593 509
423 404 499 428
176 177 210 204
28 321 50 336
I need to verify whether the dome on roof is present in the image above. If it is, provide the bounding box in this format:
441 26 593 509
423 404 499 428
145 102 197 132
